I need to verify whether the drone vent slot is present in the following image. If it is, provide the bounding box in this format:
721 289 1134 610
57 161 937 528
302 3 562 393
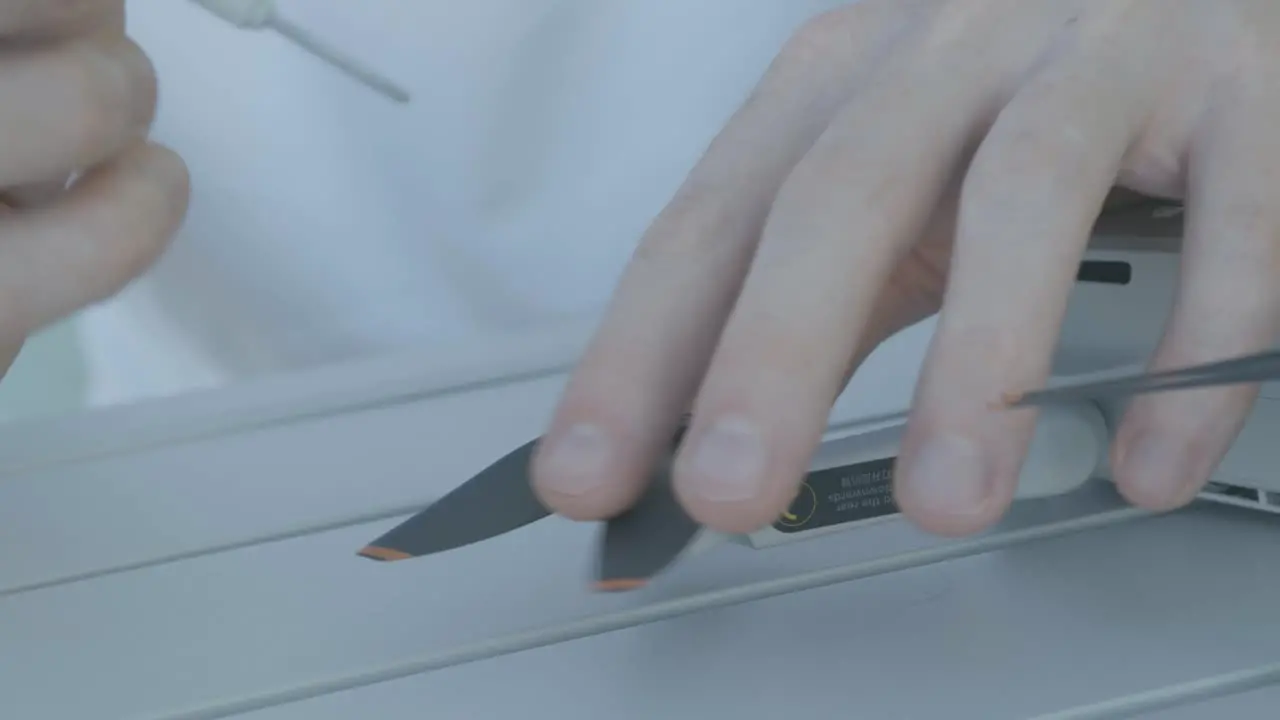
1199 482 1280 515
1076 260 1132 285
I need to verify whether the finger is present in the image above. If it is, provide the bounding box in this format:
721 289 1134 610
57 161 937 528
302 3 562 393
895 40 1163 536
0 35 157 188
0 201 22 378
668 31 1014 535
530 4 923 520
1111 80 1280 510
0 0 120 37
2 179 71 208
834 197 957 389
0 140 189 339
0 336 22 379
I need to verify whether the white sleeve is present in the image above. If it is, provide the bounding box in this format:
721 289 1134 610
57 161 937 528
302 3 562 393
86 0 843 406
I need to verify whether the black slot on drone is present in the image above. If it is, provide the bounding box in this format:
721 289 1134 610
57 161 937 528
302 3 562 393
1075 260 1132 285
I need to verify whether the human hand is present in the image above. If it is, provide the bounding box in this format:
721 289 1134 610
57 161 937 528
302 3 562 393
0 1 188 374
531 0 1280 537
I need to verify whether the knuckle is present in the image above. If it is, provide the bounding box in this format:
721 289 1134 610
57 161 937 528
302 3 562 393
634 187 740 262
916 0 1010 48
64 64 119 160
121 37 159 127
64 38 155 161
116 147 189 278
777 3 889 72
74 144 188 304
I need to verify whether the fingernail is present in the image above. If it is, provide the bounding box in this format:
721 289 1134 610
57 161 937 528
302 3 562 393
899 434 992 515
683 416 767 502
538 424 613 496
1119 432 1193 504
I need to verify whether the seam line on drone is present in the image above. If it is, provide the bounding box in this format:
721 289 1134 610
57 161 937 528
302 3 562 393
145 506 1153 720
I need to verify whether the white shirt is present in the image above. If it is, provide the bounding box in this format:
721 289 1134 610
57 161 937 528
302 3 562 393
82 0 849 405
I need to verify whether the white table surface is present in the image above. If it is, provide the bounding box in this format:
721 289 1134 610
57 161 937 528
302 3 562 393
2 323 1278 719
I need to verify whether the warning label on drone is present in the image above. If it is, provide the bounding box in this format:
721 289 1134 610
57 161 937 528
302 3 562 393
772 456 900 533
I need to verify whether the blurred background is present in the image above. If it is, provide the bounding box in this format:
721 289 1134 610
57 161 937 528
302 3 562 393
5 0 915 425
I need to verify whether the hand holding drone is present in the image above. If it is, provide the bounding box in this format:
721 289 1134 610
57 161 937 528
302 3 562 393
357 199 1276 591
359 399 1109 588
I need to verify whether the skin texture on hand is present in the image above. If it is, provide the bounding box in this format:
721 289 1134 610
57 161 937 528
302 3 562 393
531 0 1280 538
0 1 190 378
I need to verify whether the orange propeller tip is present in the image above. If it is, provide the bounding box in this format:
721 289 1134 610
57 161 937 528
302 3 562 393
358 545 413 562
991 390 1024 409
593 578 648 593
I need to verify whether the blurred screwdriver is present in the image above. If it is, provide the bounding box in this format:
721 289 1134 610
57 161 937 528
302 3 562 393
189 0 411 103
